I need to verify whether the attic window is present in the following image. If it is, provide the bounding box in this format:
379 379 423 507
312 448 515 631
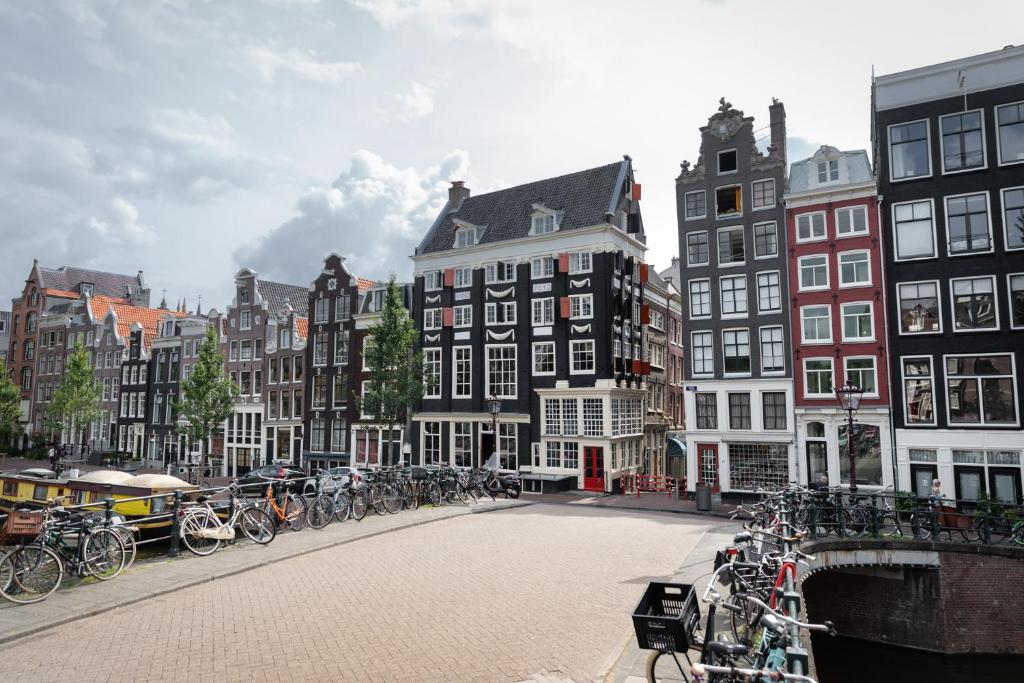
81 283 94 297
454 226 481 248
531 213 557 235
241 289 250 304
718 150 737 175
716 185 742 218
817 160 839 183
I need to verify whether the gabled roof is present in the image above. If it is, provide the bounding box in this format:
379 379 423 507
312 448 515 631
91 297 186 348
256 279 309 318
357 278 376 291
418 160 628 255
37 266 144 300
787 147 873 194
43 289 80 299
295 317 308 340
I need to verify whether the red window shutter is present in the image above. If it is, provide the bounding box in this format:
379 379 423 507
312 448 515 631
559 297 571 319
442 307 454 327
643 361 651 376
632 359 642 375
443 268 455 287
638 263 649 283
632 183 642 201
558 253 570 273
641 304 650 325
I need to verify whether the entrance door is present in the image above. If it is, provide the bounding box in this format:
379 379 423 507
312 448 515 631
583 447 605 492
697 443 720 493
276 428 290 464
480 432 495 468
911 464 938 499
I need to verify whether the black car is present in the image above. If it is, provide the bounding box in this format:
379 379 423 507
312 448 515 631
235 465 311 496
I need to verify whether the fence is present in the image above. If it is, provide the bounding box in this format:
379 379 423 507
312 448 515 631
621 473 683 497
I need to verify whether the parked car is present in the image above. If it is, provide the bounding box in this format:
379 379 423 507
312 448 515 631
235 465 311 496
303 466 370 495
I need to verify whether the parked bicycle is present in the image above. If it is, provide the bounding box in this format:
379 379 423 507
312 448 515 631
178 484 276 556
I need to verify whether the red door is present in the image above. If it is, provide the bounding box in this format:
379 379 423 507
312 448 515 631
697 443 720 493
583 446 605 492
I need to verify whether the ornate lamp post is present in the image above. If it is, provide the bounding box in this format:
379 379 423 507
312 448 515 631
835 379 865 494
486 395 502 468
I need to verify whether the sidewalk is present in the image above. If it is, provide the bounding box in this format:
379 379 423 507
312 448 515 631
0 497 528 645
533 491 735 519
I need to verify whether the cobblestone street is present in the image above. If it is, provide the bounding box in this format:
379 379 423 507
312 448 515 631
4 504 717 683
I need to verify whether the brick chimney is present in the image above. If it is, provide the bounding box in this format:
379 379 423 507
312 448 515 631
448 180 470 207
768 98 786 165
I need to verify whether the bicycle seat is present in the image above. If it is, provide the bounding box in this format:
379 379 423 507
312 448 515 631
706 641 749 657
733 531 753 544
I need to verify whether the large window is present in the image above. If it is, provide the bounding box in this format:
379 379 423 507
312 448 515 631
687 231 709 265
717 226 745 265
839 424 883 487
720 275 747 316
945 354 1018 425
423 422 441 463
333 374 348 408
498 423 518 470
902 357 935 425
453 305 472 328
1010 274 1024 329
762 392 787 430
722 329 750 375
716 185 742 218
454 422 472 467
941 110 985 173
313 333 327 366
838 251 871 286
424 308 442 330
844 357 877 395
544 398 561 436
424 348 442 398
570 340 595 374
841 302 873 341
996 102 1024 165
801 305 831 343
798 255 828 290
310 419 325 452
336 294 351 320
796 212 826 241
951 276 997 331
756 272 781 313
695 393 717 429
685 191 706 220
453 347 472 398
532 298 554 326
893 200 935 259
752 179 775 210
583 398 603 436
689 279 711 318
532 342 555 375
569 252 592 273
836 205 868 236
897 281 941 334
485 346 516 398
728 443 789 492
691 331 713 375
484 262 515 284
728 393 751 429
759 326 784 373
945 192 991 254
753 221 778 258
314 297 329 323
569 294 593 320
334 330 349 365
889 120 931 180
531 257 554 279
1002 187 1024 250
804 358 833 397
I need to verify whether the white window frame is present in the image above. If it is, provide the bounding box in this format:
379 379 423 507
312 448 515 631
531 212 558 235
941 353 1020 427
901 356 937 427
800 304 832 344
721 327 751 378
453 305 472 328
797 254 829 292
716 225 745 267
996 100 1024 167
453 346 472 398
531 257 554 279
891 198 937 261
568 252 592 274
803 357 835 398
939 109 987 175
840 301 875 342
843 355 879 398
686 230 710 266
454 266 472 289
423 348 442 399
949 275 999 334
719 274 748 318
690 330 714 377
943 191 994 257
837 250 872 287
795 211 827 243
569 339 596 375
755 270 781 314
751 178 775 211
454 226 478 248
835 205 869 238
1009 272 1024 330
684 190 706 221
423 308 442 330
896 279 943 336
753 221 778 259
758 325 785 375
532 341 556 376
485 344 517 399
887 118 933 182
717 148 738 175
423 271 441 291
484 262 516 284
1001 185 1024 252
569 294 593 320
532 298 554 326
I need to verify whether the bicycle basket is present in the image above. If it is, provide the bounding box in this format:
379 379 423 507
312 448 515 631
0 510 44 544
632 582 701 653
410 467 428 481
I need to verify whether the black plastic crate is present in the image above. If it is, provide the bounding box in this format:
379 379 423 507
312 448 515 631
632 582 701 653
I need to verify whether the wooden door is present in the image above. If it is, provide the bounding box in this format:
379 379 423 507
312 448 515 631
583 446 605 492
697 443 720 493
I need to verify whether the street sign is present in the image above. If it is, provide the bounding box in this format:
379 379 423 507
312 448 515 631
685 385 698 392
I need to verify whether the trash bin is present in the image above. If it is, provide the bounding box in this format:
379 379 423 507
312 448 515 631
695 482 711 511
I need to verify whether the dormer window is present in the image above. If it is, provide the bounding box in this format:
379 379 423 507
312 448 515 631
163 321 175 337
81 283 94 297
817 160 839 183
532 214 557 235
455 226 477 248
241 289 250 304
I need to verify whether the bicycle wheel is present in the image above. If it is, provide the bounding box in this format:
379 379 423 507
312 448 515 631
351 489 368 521
1 546 63 604
645 649 691 683
283 494 307 532
112 526 138 570
382 485 402 514
1011 520 1024 547
82 528 127 580
910 512 933 540
180 510 222 556
878 513 903 537
238 507 276 544
307 495 335 530
426 481 441 506
334 491 352 522
728 594 763 651
404 485 420 511
371 489 387 516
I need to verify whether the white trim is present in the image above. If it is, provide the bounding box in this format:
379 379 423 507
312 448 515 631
891 198 937 262
452 345 472 399
683 190 707 221
1009 272 1024 330
803 356 835 399
797 254 829 292
720 326 751 378
531 297 554 326
899 355 937 427
486 329 515 341
423 347 442 399
1001 185 1024 252
486 286 515 298
840 301 875 342
569 339 596 375
757 324 786 376
686 230 710 267
531 341 556 376
794 210 827 243
943 190 994 257
799 304 832 345
996 100 1024 167
569 293 594 320
752 220 779 260
754 270 782 315
717 148 738 176
484 344 518 399
843 355 880 398
689 329 714 378
453 304 473 328
718 274 748 319
941 352 1020 428
939 108 988 175
716 224 746 267
837 249 873 288
887 118 933 183
750 177 776 212
895 279 943 336
948 274 1000 333
834 204 869 239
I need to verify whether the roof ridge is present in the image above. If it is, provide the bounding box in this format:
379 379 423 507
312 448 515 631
458 160 623 203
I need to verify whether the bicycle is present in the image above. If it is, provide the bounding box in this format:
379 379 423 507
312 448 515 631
259 476 307 531
178 484 276 556
305 470 338 530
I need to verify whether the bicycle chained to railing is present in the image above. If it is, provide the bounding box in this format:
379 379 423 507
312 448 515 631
177 482 277 556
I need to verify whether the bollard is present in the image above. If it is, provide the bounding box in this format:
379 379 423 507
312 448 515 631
808 502 818 540
870 496 879 538
169 491 183 557
836 491 846 537
104 497 114 526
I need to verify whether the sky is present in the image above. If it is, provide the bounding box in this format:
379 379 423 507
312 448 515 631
2 0 1023 312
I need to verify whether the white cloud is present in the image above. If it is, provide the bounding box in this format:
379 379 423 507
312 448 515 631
235 149 471 284
245 45 361 84
395 81 435 121
69 197 157 257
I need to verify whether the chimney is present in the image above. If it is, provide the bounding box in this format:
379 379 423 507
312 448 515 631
769 98 786 165
448 181 470 207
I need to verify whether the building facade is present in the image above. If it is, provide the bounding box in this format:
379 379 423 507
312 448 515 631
410 159 650 492
676 99 795 497
0 310 9 368
643 269 683 477
874 45 1024 502
784 146 893 490
118 326 151 459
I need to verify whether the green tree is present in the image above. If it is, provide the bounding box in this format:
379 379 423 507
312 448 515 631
174 326 238 468
356 277 424 465
0 370 22 449
47 340 102 448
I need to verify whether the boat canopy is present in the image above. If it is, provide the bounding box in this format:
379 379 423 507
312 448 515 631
74 470 137 485
126 474 195 490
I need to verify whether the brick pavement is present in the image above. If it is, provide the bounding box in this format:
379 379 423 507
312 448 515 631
2 504 720 683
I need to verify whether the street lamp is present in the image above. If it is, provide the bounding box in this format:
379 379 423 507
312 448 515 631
486 394 502 469
835 379 864 494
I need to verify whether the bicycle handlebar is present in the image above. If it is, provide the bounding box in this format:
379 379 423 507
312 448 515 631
732 592 836 635
691 662 816 682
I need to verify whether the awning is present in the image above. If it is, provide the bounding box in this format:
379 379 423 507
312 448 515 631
667 437 687 458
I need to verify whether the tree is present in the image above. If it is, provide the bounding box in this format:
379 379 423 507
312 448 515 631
0 370 21 449
356 277 424 466
174 326 238 470
47 340 102 448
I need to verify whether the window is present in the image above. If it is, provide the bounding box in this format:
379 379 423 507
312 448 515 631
717 226 744 265
718 149 737 174
716 185 742 218
544 398 561 436
688 278 710 318
756 272 780 313
944 192 992 255
905 358 938 423
424 348 442 398
895 281 940 334
835 205 868 237
759 326 784 373
532 342 555 375
1010 274 1024 329
570 294 593 319
569 252 592 273
486 346 516 398
583 398 603 436
841 302 873 341
453 347 472 397
951 276 997 331
695 393 717 429
687 231 709 265
423 271 441 291
454 267 472 288
453 305 472 328
720 275 747 316
531 213 557 235
889 120 931 180
845 357 877 395
545 441 562 468
753 221 777 258
313 333 327 366
762 392 787 430
817 159 839 183
498 423 517 470
796 212 826 241
532 298 554 326
804 359 833 397
334 330 350 365
561 398 578 436
423 308 442 330
333 374 348 408
240 310 252 330
798 255 828 290
531 257 554 279
996 102 1024 165
314 298 329 323
722 329 750 375
423 422 441 463
691 331 713 375
485 262 515 283
570 340 595 374
941 110 985 173
752 179 775 210
685 191 706 220
728 393 751 429
893 200 935 259
801 305 832 343
838 251 871 286
945 354 1017 425
1003 187 1024 250
455 226 478 247
311 374 327 409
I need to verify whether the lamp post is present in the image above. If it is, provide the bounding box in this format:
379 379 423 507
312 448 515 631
835 379 864 494
486 394 502 469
